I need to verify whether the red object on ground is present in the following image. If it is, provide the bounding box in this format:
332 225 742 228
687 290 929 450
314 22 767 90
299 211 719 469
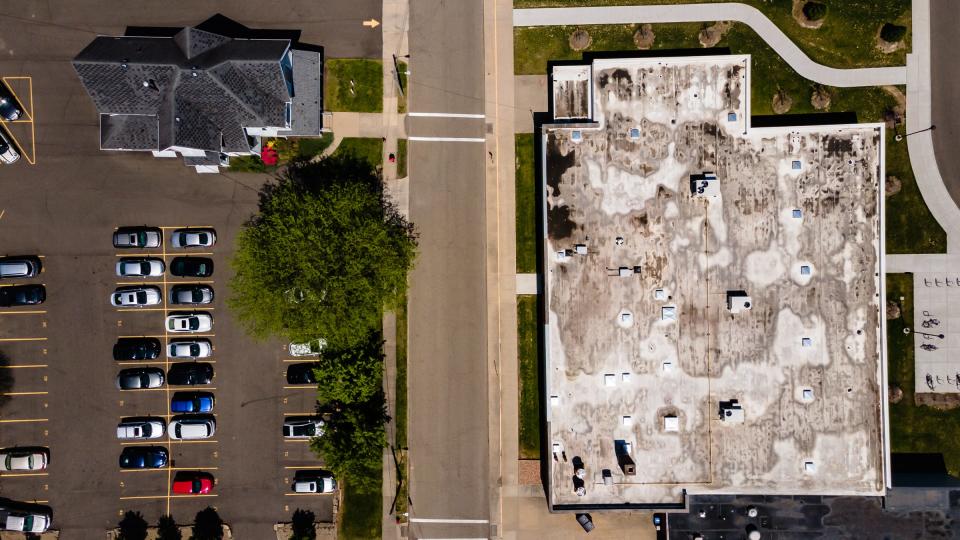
261 146 279 166
172 471 215 494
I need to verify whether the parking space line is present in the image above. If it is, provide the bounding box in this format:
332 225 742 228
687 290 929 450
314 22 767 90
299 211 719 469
113 252 214 257
2 391 48 396
283 412 317 416
121 466 219 473
0 472 49 478
283 466 327 469
283 493 332 496
118 360 217 366
283 386 313 390
161 232 173 516
0 310 47 315
0 418 48 423
0 337 47 342
121 440 218 445
282 358 314 363
0 364 47 369
120 334 214 339
119 494 218 501
117 280 214 286
159 226 215 229
284 439 312 443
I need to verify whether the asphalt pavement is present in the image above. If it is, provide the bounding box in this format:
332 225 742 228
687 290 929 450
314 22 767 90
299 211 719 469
405 0 492 538
930 0 960 212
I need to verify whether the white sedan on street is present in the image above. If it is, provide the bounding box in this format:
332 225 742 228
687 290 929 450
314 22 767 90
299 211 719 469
166 313 213 333
111 286 161 307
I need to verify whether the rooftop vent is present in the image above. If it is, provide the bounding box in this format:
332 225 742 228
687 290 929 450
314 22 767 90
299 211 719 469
726 290 752 313
663 415 679 432
629 127 640 140
574 244 588 255
718 399 744 423
689 172 720 198
615 440 636 476
803 460 816 474
661 306 677 321
571 130 583 142
792 160 802 170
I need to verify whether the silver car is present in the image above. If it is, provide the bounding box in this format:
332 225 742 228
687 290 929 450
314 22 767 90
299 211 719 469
111 286 161 307
171 228 216 248
116 418 165 440
166 313 213 333
116 368 164 390
169 416 216 440
116 258 164 277
113 227 162 249
0 448 49 471
0 256 41 278
168 339 212 359
0 129 19 165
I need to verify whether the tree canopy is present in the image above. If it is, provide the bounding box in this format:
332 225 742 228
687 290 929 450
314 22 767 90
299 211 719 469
229 154 417 350
311 392 389 490
313 334 385 405
880 23 907 43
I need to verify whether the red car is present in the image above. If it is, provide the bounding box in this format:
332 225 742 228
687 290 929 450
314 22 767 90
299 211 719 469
172 471 215 495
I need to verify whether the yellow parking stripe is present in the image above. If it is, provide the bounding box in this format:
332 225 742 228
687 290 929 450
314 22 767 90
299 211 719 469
0 337 47 342
0 472 48 478
119 494 218 500
283 386 313 390
117 280 214 286
120 334 214 339
283 466 327 469
121 440 218 446
0 310 46 315
284 493 332 496
1 391 48 396
160 226 215 229
0 364 47 369
0 418 48 423
121 467 219 473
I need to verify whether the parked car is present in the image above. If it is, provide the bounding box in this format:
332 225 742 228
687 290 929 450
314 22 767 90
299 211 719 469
111 286 161 307
171 471 215 494
170 257 213 278
283 417 324 439
113 226 162 249
167 364 214 386
288 338 325 357
118 446 168 469
0 256 41 279
0 448 49 471
116 258 164 277
0 284 45 307
171 228 216 248
0 508 51 533
171 284 214 305
116 367 164 390
166 313 212 333
116 418 165 440
0 81 23 121
576 513 595 533
286 363 318 385
169 416 216 440
0 128 20 165
113 337 161 361
167 339 212 359
292 470 336 493
170 392 215 413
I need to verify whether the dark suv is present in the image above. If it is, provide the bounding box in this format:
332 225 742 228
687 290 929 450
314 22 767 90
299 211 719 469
170 257 213 278
113 338 162 360
0 284 45 306
0 81 23 121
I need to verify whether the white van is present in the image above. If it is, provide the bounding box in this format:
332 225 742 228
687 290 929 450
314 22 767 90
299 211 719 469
169 417 216 440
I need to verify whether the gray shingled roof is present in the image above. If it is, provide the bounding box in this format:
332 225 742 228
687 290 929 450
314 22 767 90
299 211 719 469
100 113 159 150
74 27 293 153
281 50 323 137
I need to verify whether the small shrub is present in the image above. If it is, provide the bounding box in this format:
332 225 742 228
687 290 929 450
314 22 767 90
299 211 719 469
227 154 267 173
880 23 907 43
802 2 827 21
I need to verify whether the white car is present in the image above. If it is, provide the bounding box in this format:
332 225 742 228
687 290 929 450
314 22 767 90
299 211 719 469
0 448 48 471
169 417 216 440
168 339 212 358
171 228 216 248
0 129 19 165
116 258 165 277
111 286 161 307
166 313 213 333
117 419 165 440
292 474 336 493
2 510 50 533
289 338 326 357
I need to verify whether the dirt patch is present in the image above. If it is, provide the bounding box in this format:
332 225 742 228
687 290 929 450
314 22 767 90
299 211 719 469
569 29 592 51
889 385 903 404
519 459 541 485
772 88 793 114
792 0 825 29
876 26 905 54
886 175 903 197
886 298 902 319
810 85 831 110
916 393 960 410
699 21 732 48
633 24 655 50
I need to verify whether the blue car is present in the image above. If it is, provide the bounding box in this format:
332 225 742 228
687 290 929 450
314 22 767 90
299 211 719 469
119 446 168 469
170 391 215 413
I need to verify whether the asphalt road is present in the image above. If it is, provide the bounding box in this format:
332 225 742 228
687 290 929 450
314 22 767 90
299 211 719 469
405 0 492 539
930 0 960 210
0 1 366 536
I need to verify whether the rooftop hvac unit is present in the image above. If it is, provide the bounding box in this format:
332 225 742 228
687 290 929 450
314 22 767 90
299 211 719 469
718 399 745 424
726 290 752 313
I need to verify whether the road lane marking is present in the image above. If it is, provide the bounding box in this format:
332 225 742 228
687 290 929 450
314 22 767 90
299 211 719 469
0 337 47 342
408 112 485 118
408 136 486 143
0 472 49 478
0 364 47 369
0 418 48 423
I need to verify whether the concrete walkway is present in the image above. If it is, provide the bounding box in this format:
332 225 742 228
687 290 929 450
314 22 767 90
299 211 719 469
513 3 907 87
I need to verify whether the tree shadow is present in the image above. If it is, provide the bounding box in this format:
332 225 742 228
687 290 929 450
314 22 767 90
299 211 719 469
117 510 148 540
192 507 224 540
291 508 317 540
0 351 12 410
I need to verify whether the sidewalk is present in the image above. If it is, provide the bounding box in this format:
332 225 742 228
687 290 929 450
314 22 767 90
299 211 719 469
513 3 906 87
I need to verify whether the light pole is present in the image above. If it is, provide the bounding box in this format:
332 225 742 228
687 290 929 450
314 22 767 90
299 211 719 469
895 124 935 142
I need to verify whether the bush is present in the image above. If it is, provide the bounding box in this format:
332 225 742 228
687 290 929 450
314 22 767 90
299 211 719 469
880 23 907 43
802 2 827 21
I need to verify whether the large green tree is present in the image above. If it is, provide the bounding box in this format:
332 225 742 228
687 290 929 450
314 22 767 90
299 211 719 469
311 393 389 490
229 154 417 349
314 335 384 405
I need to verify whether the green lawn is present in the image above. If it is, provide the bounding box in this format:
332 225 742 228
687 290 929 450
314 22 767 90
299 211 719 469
515 134 537 273
295 133 335 159
513 0 910 69
325 59 384 113
333 138 384 169
887 274 960 475
338 471 382 540
885 129 947 253
395 299 408 450
397 139 407 178
517 295 540 459
397 60 408 114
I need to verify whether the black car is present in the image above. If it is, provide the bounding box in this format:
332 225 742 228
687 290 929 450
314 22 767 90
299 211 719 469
119 446 168 469
170 257 213 278
0 284 45 307
286 363 318 385
167 362 214 386
0 81 23 121
113 338 161 360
